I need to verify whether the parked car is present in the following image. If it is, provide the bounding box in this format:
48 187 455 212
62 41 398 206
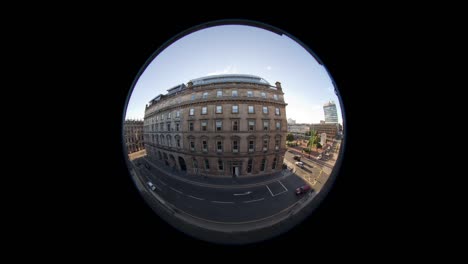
295 184 312 195
147 181 156 191
295 161 304 168
293 155 301 161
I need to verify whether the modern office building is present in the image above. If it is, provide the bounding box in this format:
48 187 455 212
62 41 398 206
143 74 288 178
323 101 338 123
124 119 145 154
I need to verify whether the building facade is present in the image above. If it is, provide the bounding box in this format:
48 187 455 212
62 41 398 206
143 74 288 178
309 122 343 142
323 101 338 123
124 119 144 154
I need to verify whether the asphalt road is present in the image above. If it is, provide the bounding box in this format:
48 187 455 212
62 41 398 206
134 158 312 223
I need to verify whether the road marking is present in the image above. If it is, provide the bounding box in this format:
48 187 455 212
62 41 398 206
170 187 183 194
211 201 234 204
188 195 204 200
159 180 167 186
233 191 252 196
278 181 288 192
243 198 265 203
265 185 274 196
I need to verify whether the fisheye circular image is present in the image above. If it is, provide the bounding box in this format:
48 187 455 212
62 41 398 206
123 21 345 245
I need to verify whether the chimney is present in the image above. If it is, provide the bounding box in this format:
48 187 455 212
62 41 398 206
275 81 282 91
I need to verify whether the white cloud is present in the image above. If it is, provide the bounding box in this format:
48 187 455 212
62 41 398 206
266 66 272 71
207 65 237 76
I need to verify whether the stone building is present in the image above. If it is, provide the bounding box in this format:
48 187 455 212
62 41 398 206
124 119 144 153
143 74 288 178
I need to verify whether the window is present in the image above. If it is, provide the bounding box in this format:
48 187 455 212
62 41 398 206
201 121 207 131
232 90 238 97
247 159 253 173
272 157 277 169
247 91 253 97
176 123 180 131
168 112 171 119
218 159 224 170
263 139 268 151
202 140 208 152
167 136 172 146
216 105 222 114
261 92 266 98
276 121 281 130
189 108 194 116
249 140 255 152
249 120 255 131
217 90 222 97
190 141 195 151
202 92 208 99
217 140 223 152
263 120 269 131
261 158 266 171
263 106 268 114
275 108 280 115
176 111 180 118
201 106 207 115
248 106 254 113
191 94 196 100
193 159 198 169
216 120 222 131
160 123 163 131
167 123 171 131
232 105 238 113
205 159 210 170
176 138 180 147
233 140 239 153
273 94 278 100
162 114 165 120
156 116 159 121
232 120 238 131
189 122 194 131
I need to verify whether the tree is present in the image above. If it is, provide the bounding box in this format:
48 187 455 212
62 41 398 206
305 131 311 137
286 133 294 142
307 130 319 152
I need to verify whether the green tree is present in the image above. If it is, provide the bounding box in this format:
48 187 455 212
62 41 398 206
286 133 294 142
307 130 319 151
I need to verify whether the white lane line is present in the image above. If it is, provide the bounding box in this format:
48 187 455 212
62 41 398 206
233 191 252 196
266 185 274 196
243 198 265 203
170 187 183 194
211 201 234 204
187 195 204 201
278 180 288 192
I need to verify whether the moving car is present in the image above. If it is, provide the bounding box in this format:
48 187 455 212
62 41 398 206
295 184 312 195
295 161 304 168
147 181 156 191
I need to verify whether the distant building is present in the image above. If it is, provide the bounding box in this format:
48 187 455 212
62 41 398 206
124 119 144 153
287 124 310 134
143 74 288 178
323 101 338 123
310 122 342 142
287 118 296 124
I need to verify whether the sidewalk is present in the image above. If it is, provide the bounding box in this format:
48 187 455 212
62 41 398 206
138 156 293 188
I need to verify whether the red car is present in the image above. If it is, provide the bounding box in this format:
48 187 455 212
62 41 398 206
295 184 312 195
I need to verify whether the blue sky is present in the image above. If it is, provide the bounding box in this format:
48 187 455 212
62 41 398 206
125 25 343 124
